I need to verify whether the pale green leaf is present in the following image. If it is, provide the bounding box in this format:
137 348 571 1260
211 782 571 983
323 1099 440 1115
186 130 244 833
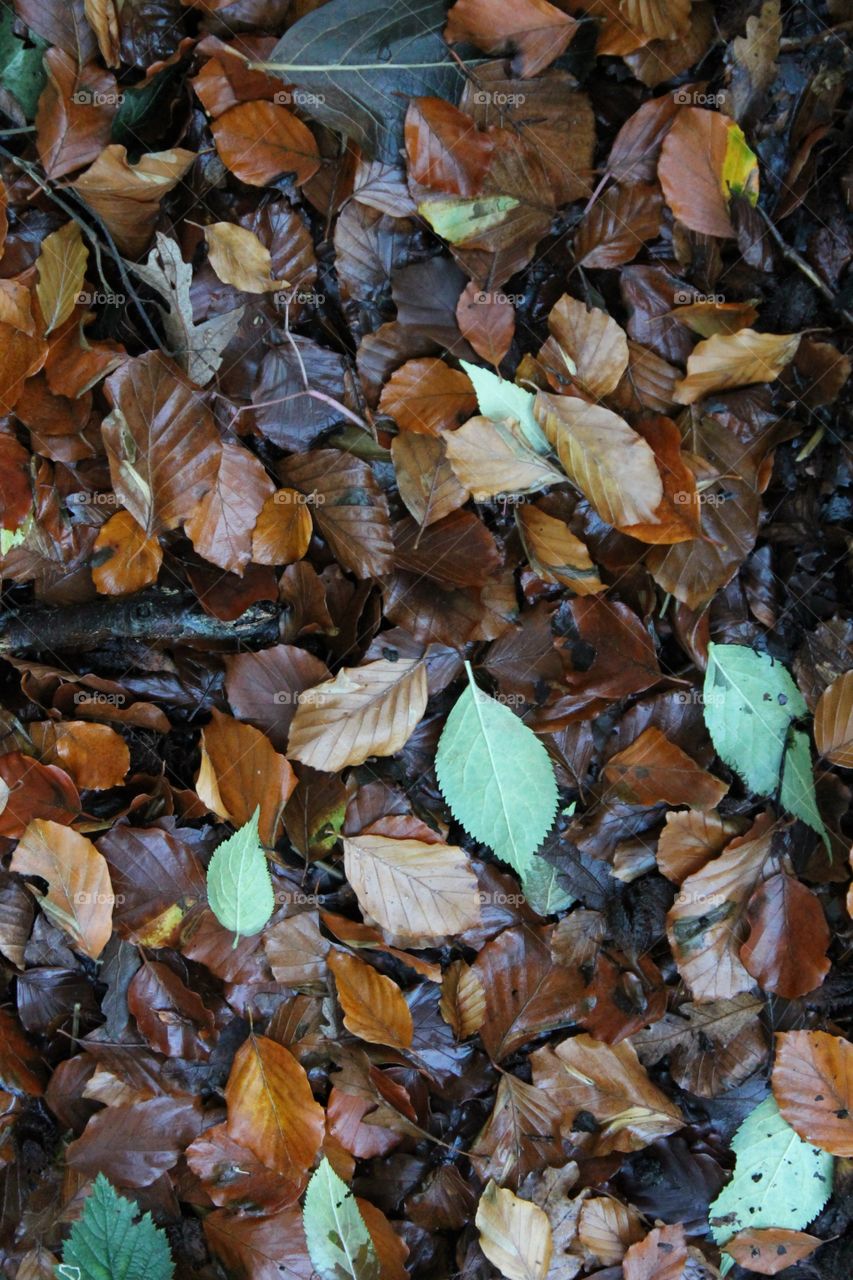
59 1173 174 1280
709 1097 832 1270
703 643 807 796
435 663 558 875
303 1157 380 1280
206 807 274 944
0 10 48 121
460 360 549 454
519 858 573 917
781 729 829 849
418 195 520 244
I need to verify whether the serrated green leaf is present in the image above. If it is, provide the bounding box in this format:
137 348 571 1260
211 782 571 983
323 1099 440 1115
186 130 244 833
703 643 807 796
58 1173 174 1280
460 360 549 454
206 807 274 944
0 10 48 121
709 1097 833 1271
435 663 558 875
303 1157 380 1280
781 729 829 849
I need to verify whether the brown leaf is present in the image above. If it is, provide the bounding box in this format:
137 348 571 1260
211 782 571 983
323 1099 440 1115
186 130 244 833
473 926 585 1061
741 873 830 998
446 0 578 77
668 298 759 337
574 183 663 269
675 329 801 404
11 819 113 959
379 357 476 435
656 809 743 883
531 1033 683 1156
0 279 35 335
607 95 681 184
251 488 313 566
391 432 469 527
658 108 739 238
0 324 48 414
577 1197 644 1265
329 949 413 1049
725 1228 820 1275
212 101 320 187
192 46 283 119
772 1030 853 1156
535 394 663 528
35 221 88 337
0 753 79 838
405 98 494 196
516 504 603 594
84 0 120 65
617 415 701 545
393 510 501 587
287 658 428 773
622 1224 688 1280
666 811 774 1001
344 832 481 945
456 282 515 366
603 726 728 809
204 1205 314 1280
185 441 274 575
440 959 486 1039
204 222 286 293
633 993 766 1098
226 1033 325 1176
264 912 330 990
0 1007 46 1096
29 719 129 790
282 449 393 578
102 353 222 537
445 415 563 500
558 597 661 700
815 670 853 767
91 510 163 595
36 49 117 180
472 1073 564 1189
197 708 296 846
128 959 215 1059
187 1122 303 1211
66 1096 202 1186
71 146 195 257
225 644 330 753
546 294 629 400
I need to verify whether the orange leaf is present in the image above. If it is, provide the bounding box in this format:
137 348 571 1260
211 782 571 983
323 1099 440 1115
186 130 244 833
740 873 830 998
772 1030 853 1156
29 720 129 790
11 819 114 959
225 1034 324 1176
674 329 800 404
328 950 413 1049
725 1228 820 1275
622 1224 688 1280
603 726 728 809
197 708 297 845
184 441 275 575
445 0 579 77
92 510 163 595
251 488 313 566
212 101 320 186
456 282 515 367
405 98 494 196
71 146 195 257
658 108 742 238
379 357 476 435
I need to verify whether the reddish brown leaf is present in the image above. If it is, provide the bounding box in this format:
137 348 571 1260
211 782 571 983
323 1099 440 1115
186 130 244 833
772 1030 853 1156
28 719 129 790
226 1034 325 1176
11 819 113 959
91 510 162 595
741 873 830 998
622 1224 688 1280
197 708 297 846
36 50 117 180
212 101 320 186
725 1228 820 1275
445 0 579 76
379 357 476 435
282 449 393 578
0 752 79 837
405 98 494 196
128 960 215 1059
329 949 413 1049
603 726 728 809
574 182 663 269
66 1096 203 1186
185 441 274 574
70 146 195 257
187 1122 303 1211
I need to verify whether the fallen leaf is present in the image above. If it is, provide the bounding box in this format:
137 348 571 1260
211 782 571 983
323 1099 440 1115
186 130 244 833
476 1180 552 1280
198 708 297 845
212 100 320 186
440 959 486 1039
11 819 113 959
603 726 728 809
91 509 163 594
574 183 663 268
28 720 129 790
473 926 584 1061
405 97 494 196
445 0 578 77
185 441 275 575
226 1034 325 1176
658 108 758 238
814 671 853 767
725 1227 820 1275
675 329 801 404
445 415 562 500
379 357 476 435
35 220 88 335
391 432 469 527
473 1073 564 1189
622 1224 688 1280
456 282 515 366
741 873 830 998
204 222 286 293
516 504 603 594
577 1197 644 1265
772 1030 853 1156
546 294 629 399
71 146 195 256
282 448 393 578
329 949 414 1049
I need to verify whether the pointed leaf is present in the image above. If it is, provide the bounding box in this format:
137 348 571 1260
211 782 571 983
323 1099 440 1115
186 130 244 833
303 1158 380 1280
206 810 275 943
60 1173 174 1280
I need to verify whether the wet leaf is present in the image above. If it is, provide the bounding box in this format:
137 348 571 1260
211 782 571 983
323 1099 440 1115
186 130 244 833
329 949 414 1049
226 1033 325 1175
11 818 113 959
91 510 163 595
772 1030 853 1156
212 101 321 186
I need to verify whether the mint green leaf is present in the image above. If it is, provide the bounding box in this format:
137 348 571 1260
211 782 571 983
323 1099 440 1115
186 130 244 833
781 729 830 849
460 360 549 454
418 196 520 245
0 10 48 120
59 1173 174 1280
435 663 558 875
703 643 807 796
709 1097 832 1268
519 857 573 916
206 807 274 944
303 1157 380 1280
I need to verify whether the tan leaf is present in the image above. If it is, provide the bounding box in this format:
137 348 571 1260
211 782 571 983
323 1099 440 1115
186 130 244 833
0 279 35 334
516 504 603 594
814 670 853 767
668 298 759 337
92 510 163 595
36 221 88 335
622 1224 688 1280
11 818 113 958
547 294 629 399
472 1074 564 1189
656 809 743 883
666 810 774 1001
445 415 563 500
198 708 297 846
534 394 663 526
264 912 329 990
616 415 701 545
251 488 313 566
184 442 275 575
225 1034 325 1176
531 1033 683 1156
475 1180 553 1280
343 833 480 945
633 993 766 1098
29 720 129 790
71 146 195 257
603 726 728 809
204 223 286 294
328 950 413 1049
212 101 320 187
379 357 476 435
674 329 801 404
391 432 469 527
440 959 486 1038
725 1228 820 1275
577 1197 644 1266
84 0 120 65
772 1030 853 1156
287 658 428 773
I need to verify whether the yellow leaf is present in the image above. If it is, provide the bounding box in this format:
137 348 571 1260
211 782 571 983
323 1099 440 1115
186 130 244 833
36 221 89 335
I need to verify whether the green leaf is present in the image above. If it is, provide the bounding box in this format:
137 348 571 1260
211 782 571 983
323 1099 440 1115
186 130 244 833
781 729 829 849
418 195 521 244
206 807 274 944
303 1157 380 1280
709 1097 832 1270
703 643 807 796
435 663 558 875
460 360 549 454
519 857 573 916
0 9 48 121
265 0 485 161
58 1173 174 1280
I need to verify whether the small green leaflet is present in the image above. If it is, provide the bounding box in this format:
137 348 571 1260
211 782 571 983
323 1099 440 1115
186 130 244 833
58 1173 174 1280
206 807 274 945
0 10 48 120
460 360 550 454
435 663 558 876
303 1157 380 1280
709 1097 832 1273
703 644 828 848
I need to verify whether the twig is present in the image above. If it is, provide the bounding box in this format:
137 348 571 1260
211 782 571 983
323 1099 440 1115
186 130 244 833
756 204 853 327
